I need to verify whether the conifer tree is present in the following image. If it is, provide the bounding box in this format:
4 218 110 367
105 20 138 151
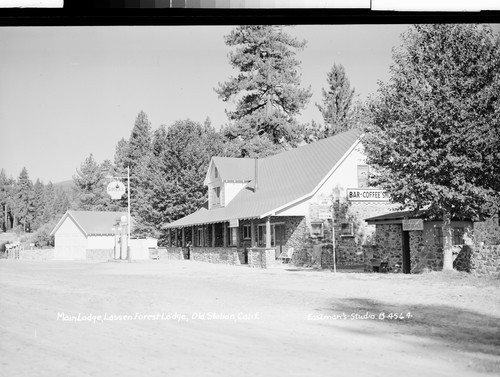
13 167 33 232
216 25 312 148
316 63 356 137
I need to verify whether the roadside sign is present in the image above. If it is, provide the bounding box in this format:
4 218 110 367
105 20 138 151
229 219 239 228
107 181 126 200
403 219 424 231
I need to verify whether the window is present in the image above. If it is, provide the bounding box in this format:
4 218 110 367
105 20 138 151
197 227 204 247
453 227 464 245
213 186 221 206
357 165 369 188
310 222 324 237
434 227 464 247
228 227 238 246
243 225 251 240
434 227 443 247
340 223 353 236
214 167 219 178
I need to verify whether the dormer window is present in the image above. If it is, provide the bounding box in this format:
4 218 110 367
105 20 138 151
214 167 219 178
213 187 221 206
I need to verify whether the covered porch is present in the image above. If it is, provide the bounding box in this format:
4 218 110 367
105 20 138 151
165 216 304 268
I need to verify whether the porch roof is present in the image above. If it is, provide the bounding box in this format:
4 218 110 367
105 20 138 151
165 129 360 229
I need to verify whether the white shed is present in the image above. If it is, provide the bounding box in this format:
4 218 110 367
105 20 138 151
50 210 128 260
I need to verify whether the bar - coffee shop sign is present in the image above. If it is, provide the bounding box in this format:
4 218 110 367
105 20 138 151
346 188 390 202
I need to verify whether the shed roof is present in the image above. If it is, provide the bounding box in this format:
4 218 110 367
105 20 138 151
50 210 129 236
365 210 473 224
166 129 360 228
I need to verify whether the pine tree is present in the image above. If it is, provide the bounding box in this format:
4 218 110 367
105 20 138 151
0 169 11 231
134 120 224 239
216 25 312 147
54 187 71 215
316 63 356 137
13 167 33 232
31 179 45 231
73 154 108 211
42 181 56 223
116 110 152 172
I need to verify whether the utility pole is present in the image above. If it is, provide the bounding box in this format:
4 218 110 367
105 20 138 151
127 166 131 263
332 197 337 273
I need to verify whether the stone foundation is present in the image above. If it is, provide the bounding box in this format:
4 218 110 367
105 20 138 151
191 247 240 265
248 248 275 268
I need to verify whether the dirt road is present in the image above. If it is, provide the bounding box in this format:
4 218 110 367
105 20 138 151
1 260 498 376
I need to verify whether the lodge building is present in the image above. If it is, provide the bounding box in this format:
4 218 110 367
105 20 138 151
164 129 395 268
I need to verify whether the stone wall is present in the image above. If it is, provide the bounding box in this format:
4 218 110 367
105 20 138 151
248 248 275 268
452 245 500 277
18 248 55 260
191 247 240 265
470 245 500 277
409 229 444 273
86 249 113 261
370 224 403 271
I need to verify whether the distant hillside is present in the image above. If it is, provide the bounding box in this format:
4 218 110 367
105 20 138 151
53 180 74 193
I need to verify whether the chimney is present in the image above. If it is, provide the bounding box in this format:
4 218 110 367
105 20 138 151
254 157 258 192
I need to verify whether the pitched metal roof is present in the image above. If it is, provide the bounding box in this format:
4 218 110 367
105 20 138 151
50 210 129 236
212 157 255 182
166 129 360 228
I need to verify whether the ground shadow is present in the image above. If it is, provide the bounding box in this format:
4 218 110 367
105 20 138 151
321 297 500 358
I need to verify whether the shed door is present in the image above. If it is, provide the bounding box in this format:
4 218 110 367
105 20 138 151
402 230 411 274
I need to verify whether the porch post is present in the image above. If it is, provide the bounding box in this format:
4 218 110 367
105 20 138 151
168 229 172 247
266 216 271 248
182 227 185 247
223 222 227 247
235 224 240 247
212 224 216 248
251 219 256 248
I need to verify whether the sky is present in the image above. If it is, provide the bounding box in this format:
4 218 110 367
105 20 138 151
0 24 497 184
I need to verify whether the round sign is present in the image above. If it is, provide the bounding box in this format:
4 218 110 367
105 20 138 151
107 180 126 200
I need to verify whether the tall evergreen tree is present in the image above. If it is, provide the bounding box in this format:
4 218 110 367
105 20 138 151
31 179 45 231
73 154 112 211
42 181 57 223
362 24 500 270
54 187 71 215
316 63 356 137
13 167 33 232
115 110 153 172
0 169 11 231
134 120 223 239
215 25 312 147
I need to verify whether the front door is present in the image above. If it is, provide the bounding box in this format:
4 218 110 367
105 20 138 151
402 230 411 274
273 224 285 259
